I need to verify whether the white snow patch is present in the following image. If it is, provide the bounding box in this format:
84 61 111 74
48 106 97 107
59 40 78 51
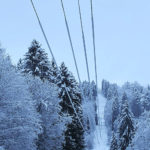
92 94 109 150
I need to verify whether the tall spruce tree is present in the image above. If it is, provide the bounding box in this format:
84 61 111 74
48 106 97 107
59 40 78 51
49 59 59 84
57 62 84 150
118 93 134 150
19 40 67 149
23 40 50 80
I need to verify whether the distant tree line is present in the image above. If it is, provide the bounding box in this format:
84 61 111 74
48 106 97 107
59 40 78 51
102 79 150 150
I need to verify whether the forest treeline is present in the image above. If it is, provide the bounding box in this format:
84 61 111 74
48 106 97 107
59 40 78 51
0 40 97 150
102 80 150 150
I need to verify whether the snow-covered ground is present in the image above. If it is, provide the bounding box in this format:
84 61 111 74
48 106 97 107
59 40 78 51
93 94 109 150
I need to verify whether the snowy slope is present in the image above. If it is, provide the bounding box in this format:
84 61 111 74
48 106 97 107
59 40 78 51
92 94 109 150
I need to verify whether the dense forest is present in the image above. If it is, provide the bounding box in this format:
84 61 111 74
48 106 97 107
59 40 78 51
102 80 150 150
0 40 97 150
0 40 150 150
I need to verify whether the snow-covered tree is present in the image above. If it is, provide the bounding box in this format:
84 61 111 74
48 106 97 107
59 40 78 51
112 91 119 131
117 95 134 150
49 59 59 84
107 84 118 101
82 99 95 149
104 96 113 141
131 90 142 118
57 62 85 150
127 111 150 150
27 76 67 150
120 93 128 112
103 81 150 150
104 81 120 140
122 82 143 117
0 49 41 150
23 40 50 80
102 80 110 98
81 81 97 149
140 88 150 111
81 81 97 101
102 80 118 100
91 81 98 100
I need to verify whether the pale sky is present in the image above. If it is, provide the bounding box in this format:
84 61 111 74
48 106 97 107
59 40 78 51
0 0 150 86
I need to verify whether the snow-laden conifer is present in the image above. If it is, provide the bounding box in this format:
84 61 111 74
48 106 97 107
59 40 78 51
117 93 134 150
0 49 41 150
57 62 85 150
27 77 68 150
23 40 50 80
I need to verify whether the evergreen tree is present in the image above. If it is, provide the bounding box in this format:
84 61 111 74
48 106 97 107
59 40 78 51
131 91 142 118
91 81 98 125
49 59 59 84
140 89 150 111
118 94 134 150
127 111 150 150
23 40 50 80
102 80 110 98
112 91 119 131
120 93 128 112
57 62 84 150
91 81 97 100
0 49 41 150
81 81 97 149
110 132 118 150
27 77 67 150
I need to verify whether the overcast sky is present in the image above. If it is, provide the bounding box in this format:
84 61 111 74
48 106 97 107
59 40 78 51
0 0 150 86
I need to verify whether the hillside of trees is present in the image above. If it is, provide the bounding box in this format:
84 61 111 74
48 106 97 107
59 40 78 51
0 40 97 150
102 80 150 150
0 40 150 150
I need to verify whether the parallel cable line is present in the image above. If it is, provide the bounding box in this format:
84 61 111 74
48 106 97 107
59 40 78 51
77 0 91 83
77 1 98 133
30 0 84 129
60 1 92 129
60 0 81 83
90 0 100 126
59 0 99 143
90 0 98 89
60 1 95 129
